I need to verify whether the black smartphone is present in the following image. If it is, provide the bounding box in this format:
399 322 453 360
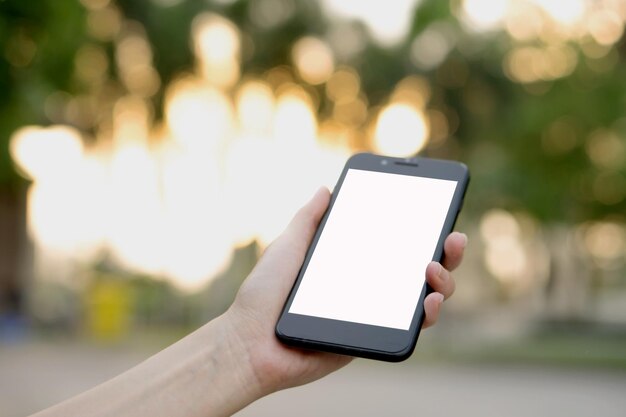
275 152 469 362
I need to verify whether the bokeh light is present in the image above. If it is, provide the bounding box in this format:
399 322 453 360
411 22 455 71
374 103 429 157
461 0 510 31
536 0 586 27
116 30 160 97
10 125 84 182
192 13 241 88
588 9 624 45
326 67 360 104
582 221 626 266
479 209 533 292
322 0 419 45
6 0 626 297
292 36 335 85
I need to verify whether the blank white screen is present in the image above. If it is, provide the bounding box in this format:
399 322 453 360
289 168 458 330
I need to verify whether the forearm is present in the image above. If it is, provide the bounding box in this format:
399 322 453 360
32 315 262 417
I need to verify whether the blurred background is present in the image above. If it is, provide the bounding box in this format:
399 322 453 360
1 0 626 415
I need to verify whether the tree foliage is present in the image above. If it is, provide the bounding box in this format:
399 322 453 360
1 0 624 223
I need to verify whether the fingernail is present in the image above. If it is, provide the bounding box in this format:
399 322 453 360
435 262 446 281
431 261 442 277
435 293 445 304
460 233 468 248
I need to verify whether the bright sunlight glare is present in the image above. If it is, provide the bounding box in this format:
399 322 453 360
374 103 429 157
461 0 510 31
10 12 451 292
322 0 420 45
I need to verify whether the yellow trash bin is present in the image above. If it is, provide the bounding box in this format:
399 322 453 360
85 276 133 342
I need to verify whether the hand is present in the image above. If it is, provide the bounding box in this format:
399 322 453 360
31 186 467 417
224 187 467 396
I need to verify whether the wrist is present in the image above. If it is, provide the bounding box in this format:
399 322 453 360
200 312 267 414
219 307 283 397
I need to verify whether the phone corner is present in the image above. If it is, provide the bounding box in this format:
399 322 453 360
456 161 470 178
274 320 286 340
377 342 417 362
398 330 423 361
347 152 373 164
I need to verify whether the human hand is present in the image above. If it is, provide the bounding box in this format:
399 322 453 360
32 187 466 417
224 186 467 396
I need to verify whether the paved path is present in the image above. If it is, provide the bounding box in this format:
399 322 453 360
238 360 626 417
2 341 626 417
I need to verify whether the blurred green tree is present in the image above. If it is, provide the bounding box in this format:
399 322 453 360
0 0 87 189
1 0 625 321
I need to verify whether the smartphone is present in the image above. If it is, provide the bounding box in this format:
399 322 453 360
275 153 469 362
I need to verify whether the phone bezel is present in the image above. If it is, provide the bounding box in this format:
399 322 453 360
275 153 469 362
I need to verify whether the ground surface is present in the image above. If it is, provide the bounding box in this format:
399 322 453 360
2 340 626 417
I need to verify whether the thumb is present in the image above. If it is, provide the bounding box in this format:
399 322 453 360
233 187 331 317
251 187 330 290
282 186 331 251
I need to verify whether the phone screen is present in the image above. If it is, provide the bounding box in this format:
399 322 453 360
289 168 458 331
